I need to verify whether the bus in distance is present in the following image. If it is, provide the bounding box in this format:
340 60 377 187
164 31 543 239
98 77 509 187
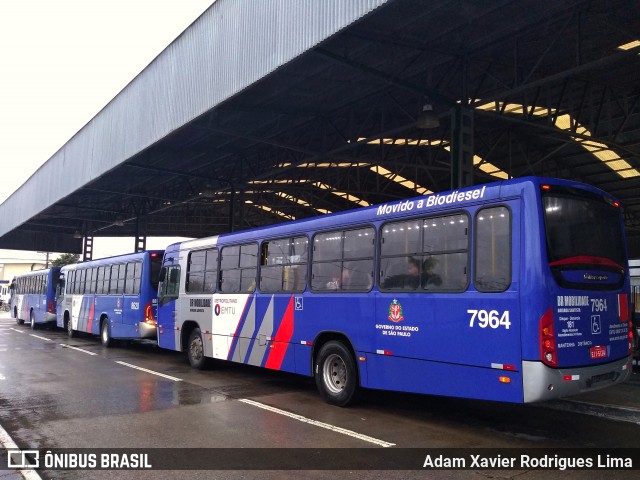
10 267 61 329
56 251 163 347
155 177 632 405
0 280 10 310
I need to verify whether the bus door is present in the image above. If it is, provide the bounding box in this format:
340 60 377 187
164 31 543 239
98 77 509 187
122 262 140 333
108 264 124 334
33 275 44 321
70 271 82 331
55 273 66 328
157 264 180 350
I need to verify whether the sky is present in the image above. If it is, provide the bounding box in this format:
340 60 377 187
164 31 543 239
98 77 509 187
0 0 214 260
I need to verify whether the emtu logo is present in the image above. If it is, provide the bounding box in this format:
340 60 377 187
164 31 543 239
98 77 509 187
7 449 39 468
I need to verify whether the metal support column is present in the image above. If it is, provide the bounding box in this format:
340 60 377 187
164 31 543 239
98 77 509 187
450 105 475 189
135 236 147 253
229 189 236 233
135 216 147 252
83 236 94 262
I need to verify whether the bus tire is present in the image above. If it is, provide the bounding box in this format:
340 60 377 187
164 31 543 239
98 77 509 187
101 320 113 348
67 317 75 338
314 341 360 407
187 328 209 370
30 311 36 330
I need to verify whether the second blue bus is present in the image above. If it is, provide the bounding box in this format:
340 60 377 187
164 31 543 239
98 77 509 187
56 251 163 346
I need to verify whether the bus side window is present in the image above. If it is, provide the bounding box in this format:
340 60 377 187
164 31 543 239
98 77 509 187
220 244 257 293
475 206 511 292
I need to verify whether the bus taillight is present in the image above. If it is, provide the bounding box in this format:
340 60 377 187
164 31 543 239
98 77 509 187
539 308 558 367
48 300 56 314
144 302 155 326
618 293 630 322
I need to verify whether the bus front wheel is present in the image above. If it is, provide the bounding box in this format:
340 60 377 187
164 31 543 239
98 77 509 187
187 328 209 370
66 317 74 338
315 341 360 407
30 311 36 330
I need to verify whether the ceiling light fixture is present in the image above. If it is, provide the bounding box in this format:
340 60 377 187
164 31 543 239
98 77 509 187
416 102 440 129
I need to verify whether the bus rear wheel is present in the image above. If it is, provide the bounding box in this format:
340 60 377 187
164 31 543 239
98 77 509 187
187 328 209 370
101 320 113 348
30 311 36 330
315 341 360 407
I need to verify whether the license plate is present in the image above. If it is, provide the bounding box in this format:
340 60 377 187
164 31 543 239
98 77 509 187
589 345 607 359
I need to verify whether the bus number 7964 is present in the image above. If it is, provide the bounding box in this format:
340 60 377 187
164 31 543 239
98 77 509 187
468 309 511 329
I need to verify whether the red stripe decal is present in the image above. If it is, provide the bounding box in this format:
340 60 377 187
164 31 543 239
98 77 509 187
87 298 95 333
264 296 295 370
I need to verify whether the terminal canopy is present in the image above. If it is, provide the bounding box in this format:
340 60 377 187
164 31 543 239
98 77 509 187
1 0 639 255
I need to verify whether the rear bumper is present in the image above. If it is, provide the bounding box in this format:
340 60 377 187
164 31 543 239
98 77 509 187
522 357 631 403
138 321 157 340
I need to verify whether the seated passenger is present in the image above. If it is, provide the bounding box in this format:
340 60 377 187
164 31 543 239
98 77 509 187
383 257 421 290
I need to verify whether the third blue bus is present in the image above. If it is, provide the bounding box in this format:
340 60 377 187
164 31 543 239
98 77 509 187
11 267 61 329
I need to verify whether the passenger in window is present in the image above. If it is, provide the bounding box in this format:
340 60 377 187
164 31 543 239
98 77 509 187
423 257 442 287
382 257 420 290
406 257 421 287
326 268 351 290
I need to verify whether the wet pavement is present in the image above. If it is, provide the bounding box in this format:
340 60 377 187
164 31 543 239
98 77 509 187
0 313 639 479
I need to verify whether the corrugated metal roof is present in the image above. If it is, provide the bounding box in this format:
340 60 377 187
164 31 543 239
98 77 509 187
4 0 640 256
0 0 390 238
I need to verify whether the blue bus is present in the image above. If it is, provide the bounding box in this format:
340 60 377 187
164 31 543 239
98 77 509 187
156 177 632 405
11 267 61 329
56 251 163 347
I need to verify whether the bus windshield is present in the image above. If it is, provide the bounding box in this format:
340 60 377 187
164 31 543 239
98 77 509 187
543 190 625 270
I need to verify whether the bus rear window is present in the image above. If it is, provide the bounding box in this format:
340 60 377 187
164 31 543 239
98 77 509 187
150 255 163 292
543 191 625 271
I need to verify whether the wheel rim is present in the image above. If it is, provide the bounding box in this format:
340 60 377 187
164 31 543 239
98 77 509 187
30 317 34 328
322 353 347 394
102 324 108 343
190 335 203 362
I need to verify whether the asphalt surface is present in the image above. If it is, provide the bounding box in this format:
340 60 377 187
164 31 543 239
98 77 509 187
0 312 639 479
